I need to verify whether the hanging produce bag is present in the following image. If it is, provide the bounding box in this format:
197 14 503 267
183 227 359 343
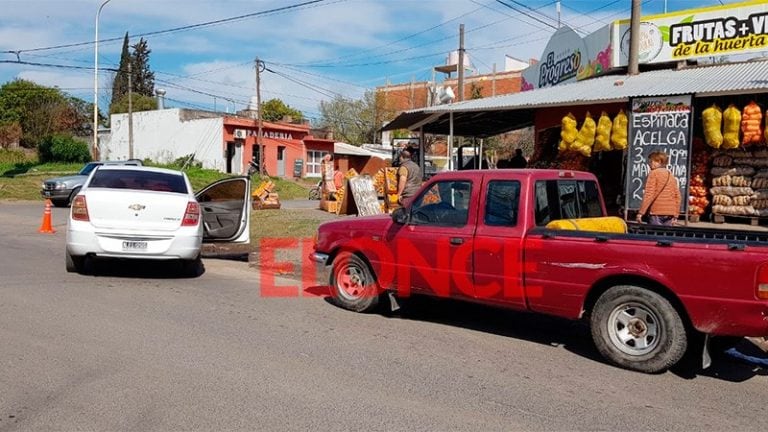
722 104 741 149
572 112 596 157
593 111 612 152
559 113 578 152
610 110 628 150
701 104 723 149
741 101 763 146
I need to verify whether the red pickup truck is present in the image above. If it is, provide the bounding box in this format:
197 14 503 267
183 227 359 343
310 169 768 373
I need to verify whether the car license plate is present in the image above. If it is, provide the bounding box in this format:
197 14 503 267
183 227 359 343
122 241 147 251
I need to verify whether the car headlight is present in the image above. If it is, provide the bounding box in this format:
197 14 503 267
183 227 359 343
55 183 67 190
40 182 45 189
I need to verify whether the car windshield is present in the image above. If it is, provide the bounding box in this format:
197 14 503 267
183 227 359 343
89 169 188 194
79 163 101 176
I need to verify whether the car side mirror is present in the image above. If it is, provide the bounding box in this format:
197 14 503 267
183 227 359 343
392 207 409 225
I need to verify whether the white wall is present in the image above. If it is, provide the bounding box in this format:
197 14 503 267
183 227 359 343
106 109 225 171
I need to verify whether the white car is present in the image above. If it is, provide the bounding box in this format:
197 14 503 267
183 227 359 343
65 165 251 276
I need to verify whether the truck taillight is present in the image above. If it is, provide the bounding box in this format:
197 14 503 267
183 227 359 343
182 202 200 226
757 263 768 299
559 170 575 178
71 195 89 221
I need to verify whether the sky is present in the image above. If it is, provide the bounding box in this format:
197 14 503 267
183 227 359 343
0 0 739 124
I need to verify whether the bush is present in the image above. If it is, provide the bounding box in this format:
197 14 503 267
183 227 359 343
38 134 91 163
0 148 30 164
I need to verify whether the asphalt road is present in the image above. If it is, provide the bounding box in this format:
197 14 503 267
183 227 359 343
1 201 767 431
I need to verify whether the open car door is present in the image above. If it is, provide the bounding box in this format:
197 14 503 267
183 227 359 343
196 176 251 244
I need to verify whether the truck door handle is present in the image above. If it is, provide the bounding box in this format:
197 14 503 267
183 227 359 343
450 237 464 245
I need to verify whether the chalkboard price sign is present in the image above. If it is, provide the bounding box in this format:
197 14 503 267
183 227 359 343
348 175 382 217
624 95 692 213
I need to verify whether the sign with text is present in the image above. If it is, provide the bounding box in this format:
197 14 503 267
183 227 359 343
625 95 692 213
347 175 382 217
612 0 768 65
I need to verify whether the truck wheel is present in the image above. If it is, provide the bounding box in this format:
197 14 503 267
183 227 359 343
329 252 380 313
51 199 68 208
590 285 687 373
65 250 85 274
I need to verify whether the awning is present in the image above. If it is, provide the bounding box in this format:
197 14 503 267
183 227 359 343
334 142 378 157
383 59 768 137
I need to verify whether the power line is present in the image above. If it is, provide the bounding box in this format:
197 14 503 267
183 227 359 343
2 0 339 55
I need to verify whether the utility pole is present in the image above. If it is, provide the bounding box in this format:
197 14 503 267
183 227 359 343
128 61 134 159
628 0 642 75
256 57 265 176
457 24 465 102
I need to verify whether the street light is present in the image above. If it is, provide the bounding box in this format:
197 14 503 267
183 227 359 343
93 0 113 160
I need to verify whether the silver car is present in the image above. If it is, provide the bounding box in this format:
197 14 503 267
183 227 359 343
41 160 142 207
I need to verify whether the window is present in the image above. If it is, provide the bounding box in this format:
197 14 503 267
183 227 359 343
197 180 246 202
534 180 603 226
306 150 328 177
410 180 471 227
484 180 520 227
89 170 188 194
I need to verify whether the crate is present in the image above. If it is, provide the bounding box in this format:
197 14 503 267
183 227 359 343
712 213 764 226
321 200 338 213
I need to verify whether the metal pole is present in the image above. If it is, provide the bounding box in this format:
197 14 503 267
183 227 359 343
457 24 465 102
93 0 113 160
448 112 454 171
256 58 265 176
128 61 133 159
628 0 642 75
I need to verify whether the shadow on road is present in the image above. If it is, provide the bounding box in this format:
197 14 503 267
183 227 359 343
80 257 205 279
311 291 765 382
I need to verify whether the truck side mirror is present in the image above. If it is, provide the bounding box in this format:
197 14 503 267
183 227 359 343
391 207 409 225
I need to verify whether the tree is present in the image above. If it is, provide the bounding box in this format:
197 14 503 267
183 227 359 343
0 122 22 148
0 79 68 148
109 93 157 115
131 38 155 97
319 90 396 145
111 33 131 110
261 98 303 122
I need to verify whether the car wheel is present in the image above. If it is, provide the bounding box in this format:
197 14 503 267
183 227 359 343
180 255 204 278
65 250 85 274
67 187 81 207
590 285 688 373
329 252 380 313
308 188 321 200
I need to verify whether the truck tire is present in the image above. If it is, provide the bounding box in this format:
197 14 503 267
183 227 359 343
590 285 687 373
329 252 380 313
51 199 68 208
65 250 85 274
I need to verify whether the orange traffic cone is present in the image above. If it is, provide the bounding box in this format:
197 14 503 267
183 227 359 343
38 199 56 234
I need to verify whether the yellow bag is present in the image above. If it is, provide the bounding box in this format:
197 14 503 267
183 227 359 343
593 111 612 152
546 217 628 234
611 110 628 150
559 113 578 152
702 104 723 149
571 112 596 157
723 104 741 149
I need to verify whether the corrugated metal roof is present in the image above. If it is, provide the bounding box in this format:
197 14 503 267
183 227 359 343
334 142 377 157
418 60 768 114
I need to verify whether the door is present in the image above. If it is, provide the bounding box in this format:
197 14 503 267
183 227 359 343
196 177 251 244
226 142 235 174
388 179 476 299
277 146 286 177
233 142 243 175
473 179 526 309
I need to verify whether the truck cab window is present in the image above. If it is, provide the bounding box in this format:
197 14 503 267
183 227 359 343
484 180 520 226
535 180 604 226
410 181 471 227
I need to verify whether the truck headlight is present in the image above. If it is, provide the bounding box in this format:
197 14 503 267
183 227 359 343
55 183 66 190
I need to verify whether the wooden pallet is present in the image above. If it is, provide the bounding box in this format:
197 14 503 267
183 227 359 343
712 213 766 226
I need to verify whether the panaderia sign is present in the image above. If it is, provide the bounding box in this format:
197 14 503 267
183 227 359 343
613 0 768 65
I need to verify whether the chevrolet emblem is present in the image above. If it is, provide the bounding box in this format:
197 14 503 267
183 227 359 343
128 204 146 211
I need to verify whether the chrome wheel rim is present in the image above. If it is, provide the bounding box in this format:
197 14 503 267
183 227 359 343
336 262 367 301
607 302 661 356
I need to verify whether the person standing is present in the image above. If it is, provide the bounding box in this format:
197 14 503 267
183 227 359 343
509 148 528 169
635 151 681 225
396 149 422 207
